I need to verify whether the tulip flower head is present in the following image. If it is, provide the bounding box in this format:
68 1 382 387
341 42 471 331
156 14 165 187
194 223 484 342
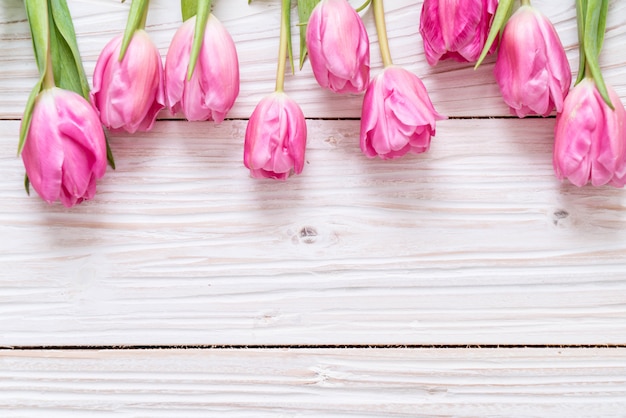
21 88 108 207
493 5 571 118
553 79 626 187
244 92 307 180
360 66 445 159
244 0 307 180
165 14 240 122
420 0 498 66
360 0 444 160
306 0 370 93
91 30 165 133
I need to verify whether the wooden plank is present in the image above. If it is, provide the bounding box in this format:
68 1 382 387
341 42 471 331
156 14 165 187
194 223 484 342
2 118 626 346
1 348 625 416
1 0 625 119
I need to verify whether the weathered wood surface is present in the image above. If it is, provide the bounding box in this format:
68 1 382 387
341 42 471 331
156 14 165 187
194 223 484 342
1 0 625 119
1 348 626 417
2 118 626 346
2 1 626 414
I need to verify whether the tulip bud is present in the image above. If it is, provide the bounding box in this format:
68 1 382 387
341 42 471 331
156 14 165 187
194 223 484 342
419 0 498 66
494 5 571 118
306 0 370 94
360 66 445 159
91 30 165 133
21 88 107 207
244 92 307 180
553 79 626 188
165 14 240 122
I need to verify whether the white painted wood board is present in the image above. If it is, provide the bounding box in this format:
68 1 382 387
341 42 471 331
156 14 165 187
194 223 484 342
2 118 626 346
3 0 626 414
1 348 626 417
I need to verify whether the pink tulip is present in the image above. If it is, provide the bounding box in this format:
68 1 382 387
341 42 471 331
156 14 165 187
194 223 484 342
494 5 571 118
21 88 107 207
553 79 626 187
91 30 165 133
306 0 369 93
419 0 498 66
360 66 445 159
244 93 307 180
165 14 240 122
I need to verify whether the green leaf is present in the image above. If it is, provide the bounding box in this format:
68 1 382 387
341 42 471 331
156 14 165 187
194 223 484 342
595 0 608 54
24 174 31 196
575 0 587 85
120 0 150 61
475 0 515 69
20 0 48 155
49 0 91 100
181 0 198 21
105 134 116 170
18 80 43 155
24 0 50 74
188 0 211 80
584 0 612 108
584 0 602 60
48 8 85 98
285 0 294 74
297 0 320 70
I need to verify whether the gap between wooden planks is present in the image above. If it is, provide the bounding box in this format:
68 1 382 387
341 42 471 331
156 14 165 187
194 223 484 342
3 344 626 350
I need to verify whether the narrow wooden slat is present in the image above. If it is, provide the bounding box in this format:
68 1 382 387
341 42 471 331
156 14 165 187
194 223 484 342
2 118 626 346
1 348 625 417
1 0 625 119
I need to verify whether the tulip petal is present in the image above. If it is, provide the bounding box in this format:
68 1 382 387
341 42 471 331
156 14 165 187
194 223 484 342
306 0 369 93
494 6 571 118
556 104 595 186
22 88 107 206
244 93 306 180
92 31 164 133
22 92 64 204
360 67 443 160
197 15 240 123
165 19 194 115
165 15 239 123
553 79 626 188
420 0 496 65
592 88 625 186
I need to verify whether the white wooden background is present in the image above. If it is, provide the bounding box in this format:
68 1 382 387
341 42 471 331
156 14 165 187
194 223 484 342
1 0 626 416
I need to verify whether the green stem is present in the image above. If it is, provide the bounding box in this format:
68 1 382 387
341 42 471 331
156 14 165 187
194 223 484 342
42 3 55 89
42 49 55 89
583 0 612 108
372 0 392 67
575 0 587 84
19 0 51 155
521 0 531 6
275 0 291 92
356 0 372 13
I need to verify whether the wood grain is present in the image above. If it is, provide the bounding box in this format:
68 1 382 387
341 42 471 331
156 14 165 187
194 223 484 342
2 0 626 412
2 118 626 346
1 348 626 417
1 0 625 119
